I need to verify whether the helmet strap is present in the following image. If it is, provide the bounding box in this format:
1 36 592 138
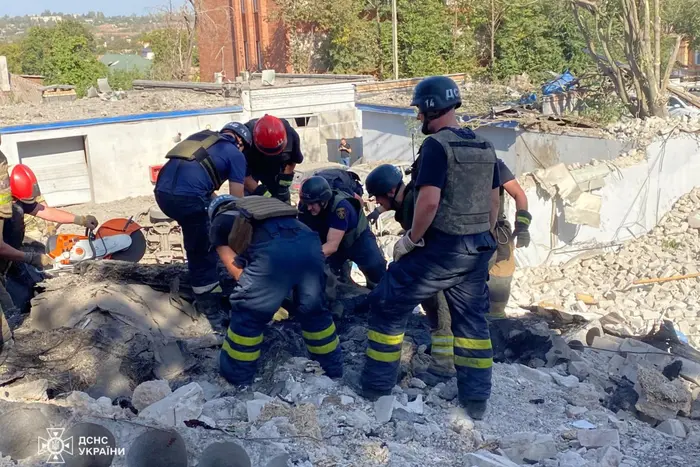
389 181 404 211
422 106 453 135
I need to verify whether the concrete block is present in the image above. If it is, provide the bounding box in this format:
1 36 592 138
138 382 205 427
679 358 700 385
597 446 623 467
0 379 48 402
501 432 558 464
246 399 269 422
553 373 580 389
132 380 171 411
374 395 395 423
0 56 9 92
577 429 620 449
656 419 687 438
464 451 520 467
591 335 623 352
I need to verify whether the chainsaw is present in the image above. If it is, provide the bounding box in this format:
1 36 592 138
46 217 147 268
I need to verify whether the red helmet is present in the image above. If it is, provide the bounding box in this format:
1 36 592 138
10 164 40 201
253 115 287 156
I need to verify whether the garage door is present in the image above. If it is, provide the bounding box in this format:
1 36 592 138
17 136 92 207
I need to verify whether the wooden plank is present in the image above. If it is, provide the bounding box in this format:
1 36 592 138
355 73 468 94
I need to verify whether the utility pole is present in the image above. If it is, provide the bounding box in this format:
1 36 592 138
392 0 398 80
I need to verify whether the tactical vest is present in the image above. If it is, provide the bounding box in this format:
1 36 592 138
166 130 225 190
315 169 364 197
424 129 496 235
225 195 299 254
395 181 416 232
330 191 368 249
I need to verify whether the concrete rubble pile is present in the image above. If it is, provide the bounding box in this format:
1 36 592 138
604 115 700 147
510 186 700 349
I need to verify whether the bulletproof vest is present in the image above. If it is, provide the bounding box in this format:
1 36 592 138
330 191 368 249
165 130 224 190
424 129 496 235
315 169 364 197
225 195 299 254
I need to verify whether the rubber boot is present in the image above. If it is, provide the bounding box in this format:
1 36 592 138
486 238 515 321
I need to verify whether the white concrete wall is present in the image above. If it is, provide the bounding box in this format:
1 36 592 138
0 110 243 204
515 134 700 267
360 107 631 173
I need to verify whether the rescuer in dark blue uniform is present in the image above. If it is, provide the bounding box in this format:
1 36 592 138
208 195 343 385
154 123 248 327
243 115 304 204
298 176 386 288
360 76 500 420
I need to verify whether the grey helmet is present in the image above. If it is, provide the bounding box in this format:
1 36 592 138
208 194 239 220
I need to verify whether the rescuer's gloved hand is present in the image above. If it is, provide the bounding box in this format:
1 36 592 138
276 173 294 203
367 208 381 224
74 214 99 230
393 230 424 262
252 185 272 198
513 210 532 248
24 251 53 269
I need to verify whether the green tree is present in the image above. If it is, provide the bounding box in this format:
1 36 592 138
0 42 22 74
42 30 107 97
20 26 53 75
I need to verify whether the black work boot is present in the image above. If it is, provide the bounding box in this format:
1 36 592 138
194 291 229 331
461 399 488 421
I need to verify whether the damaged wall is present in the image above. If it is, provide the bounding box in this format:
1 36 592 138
359 105 629 172
515 134 700 267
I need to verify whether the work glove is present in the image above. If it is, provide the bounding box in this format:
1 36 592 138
74 214 99 230
252 184 272 198
24 251 54 269
276 173 294 202
367 208 381 224
393 230 424 262
513 210 532 248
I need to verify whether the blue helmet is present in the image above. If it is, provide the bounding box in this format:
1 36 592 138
410 76 462 115
221 122 252 148
365 164 403 197
208 194 239 220
300 176 333 204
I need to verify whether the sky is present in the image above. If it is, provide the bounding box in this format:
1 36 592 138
2 1 186 17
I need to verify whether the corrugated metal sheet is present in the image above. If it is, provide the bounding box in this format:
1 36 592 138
17 136 91 206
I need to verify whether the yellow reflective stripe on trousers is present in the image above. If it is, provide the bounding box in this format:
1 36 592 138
366 347 401 362
222 341 260 361
431 336 454 346
302 322 336 341
431 346 454 356
227 328 263 346
307 336 339 355
368 330 404 346
454 337 492 350
454 356 493 369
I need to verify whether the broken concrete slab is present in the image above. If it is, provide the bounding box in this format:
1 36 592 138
138 382 205 427
201 397 248 424
656 419 687 438
515 364 553 384
0 406 52 459
577 428 620 449
375 395 395 423
132 380 172 411
30 283 198 338
568 361 591 381
597 446 623 467
464 450 520 467
247 399 271 422
591 335 623 352
0 379 48 402
500 432 558 464
438 378 459 400
154 340 194 380
87 356 133 400
679 358 700 385
634 366 691 421
553 373 580 389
